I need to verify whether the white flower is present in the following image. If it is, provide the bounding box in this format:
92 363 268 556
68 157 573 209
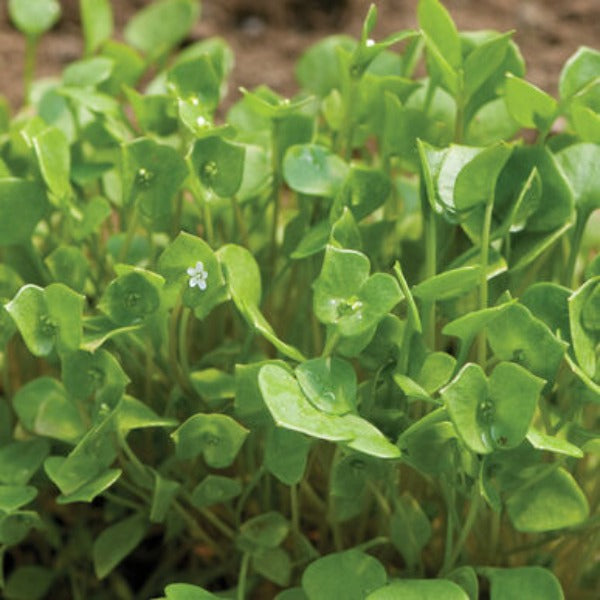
187 261 208 290
366 38 375 47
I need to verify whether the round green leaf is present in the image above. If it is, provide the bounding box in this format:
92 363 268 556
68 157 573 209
283 144 349 197
191 475 241 508
506 467 589 532
100 271 162 326
367 579 469 600
164 583 219 599
569 277 600 381
302 550 386 600
0 179 48 246
167 55 220 110
264 427 311 485
559 46 600 100
4 565 54 600
238 511 290 551
0 485 37 513
8 0 60 36
171 413 248 468
481 567 564 600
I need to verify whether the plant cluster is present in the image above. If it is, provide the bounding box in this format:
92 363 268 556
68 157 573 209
0 0 599 598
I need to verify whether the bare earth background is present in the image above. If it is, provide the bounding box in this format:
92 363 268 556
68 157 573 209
1 0 600 112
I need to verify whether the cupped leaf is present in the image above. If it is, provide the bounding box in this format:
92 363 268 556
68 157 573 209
191 475 241 508
56 469 121 505
481 567 564 600
93 514 147 579
486 302 567 385
167 55 220 110
264 427 311 485
150 472 180 523
390 494 432 568
417 0 461 70
80 0 113 55
0 440 49 485
189 136 246 197
302 550 387 600
33 126 71 203
8 0 60 36
367 579 469 600
238 511 289 552
555 143 600 214
121 138 188 220
99 270 163 326
163 583 219 599
0 179 48 245
124 0 200 58
171 413 248 468
3 565 54 600
559 46 600 101
283 144 349 197
505 74 558 131
295 357 356 415
569 277 600 380
506 466 589 532
0 485 37 513
158 232 227 315
13 377 86 443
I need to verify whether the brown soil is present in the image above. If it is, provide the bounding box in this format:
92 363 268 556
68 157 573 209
0 0 599 111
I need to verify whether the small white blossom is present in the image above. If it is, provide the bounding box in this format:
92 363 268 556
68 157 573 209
187 261 208 290
366 38 375 47
196 115 208 127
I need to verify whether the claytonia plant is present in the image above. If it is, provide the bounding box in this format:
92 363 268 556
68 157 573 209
0 1 598 599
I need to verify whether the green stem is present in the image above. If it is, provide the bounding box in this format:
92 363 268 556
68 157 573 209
178 307 192 384
321 330 340 357
237 553 251 600
270 118 282 277
24 35 39 104
454 73 466 144
118 206 140 264
441 481 456 573
423 207 437 349
564 209 589 288
290 483 300 534
489 509 501 563
477 194 494 366
341 78 359 160
232 195 250 247
443 487 481 573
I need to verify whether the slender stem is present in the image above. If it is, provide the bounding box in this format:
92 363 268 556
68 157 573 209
118 206 140 264
290 484 300 534
237 553 251 600
454 72 466 144
178 307 192 384
24 35 39 104
269 118 282 277
231 195 250 247
477 194 494 366
354 536 391 553
443 487 481 573
489 509 501 562
341 78 359 160
423 207 437 349
564 209 589 288
441 481 455 573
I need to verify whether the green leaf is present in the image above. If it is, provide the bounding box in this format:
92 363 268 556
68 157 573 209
506 467 589 532
171 413 248 468
463 32 513 101
168 55 220 110
121 138 188 220
164 583 219 599
302 550 387 600
191 475 241 508
56 469 121 504
8 0 60 36
555 143 600 214
264 428 311 485
258 365 354 443
45 246 89 293
454 143 512 211
4 565 54 600
150 472 180 523
253 547 292 587
0 179 48 245
217 244 261 307
390 494 432 568
238 511 289 551
570 104 600 143
569 277 600 380
446 567 479 600
32 127 71 203
442 362 543 453
13 377 86 443
124 0 200 58
93 514 147 579
413 266 481 301
190 369 235 402
117 396 178 433
526 428 583 458
99 270 163 326
367 579 469 600
505 74 558 130
487 302 567 385
0 511 41 546
0 440 49 485
189 136 246 197
63 56 114 88
416 352 456 394
417 0 461 69
80 0 113 55
0 485 37 513
158 232 228 316
124 88 178 136
559 46 600 101
481 567 564 600
295 357 356 415
283 144 349 197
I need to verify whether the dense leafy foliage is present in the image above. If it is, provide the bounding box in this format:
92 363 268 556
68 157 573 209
0 0 599 598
